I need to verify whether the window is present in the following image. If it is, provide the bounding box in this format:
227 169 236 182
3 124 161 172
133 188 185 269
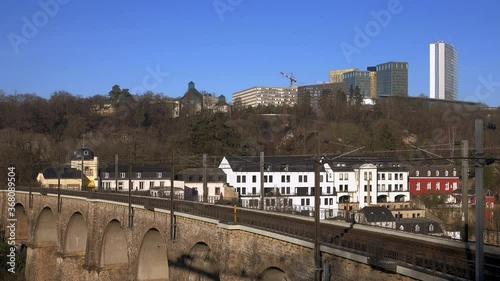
282 175 290 183
445 182 449 190
388 173 392 180
215 187 221 195
237 176 241 183
327 186 331 194
241 187 246 195
252 175 257 183
252 187 257 194
269 175 273 183
453 170 457 177
364 185 367 192
104 172 109 179
160 181 164 187
150 182 154 188
320 175 324 182
264 175 268 182
242 175 246 183
388 184 391 191
324 198 328 205
118 182 123 190
382 173 385 180
139 182 144 190
120 172 125 178
427 171 431 176
436 171 439 177
339 173 343 180
303 175 307 182
394 173 398 180
445 170 449 177
157 172 162 178
436 182 440 190
416 170 419 176
416 182 420 191
286 186 290 194
306 198 310 205
344 173 348 180
329 198 333 205
137 172 141 178
427 182 431 190
364 172 367 180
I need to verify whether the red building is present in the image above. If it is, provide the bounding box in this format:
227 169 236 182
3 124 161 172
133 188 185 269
453 189 495 223
408 168 460 198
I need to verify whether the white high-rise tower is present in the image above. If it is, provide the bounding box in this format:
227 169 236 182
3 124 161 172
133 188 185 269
429 41 458 100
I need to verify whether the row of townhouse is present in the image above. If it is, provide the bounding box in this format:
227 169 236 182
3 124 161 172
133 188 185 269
218 155 413 213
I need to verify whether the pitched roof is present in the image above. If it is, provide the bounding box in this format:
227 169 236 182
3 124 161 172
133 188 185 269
41 167 82 179
359 206 395 222
222 155 320 172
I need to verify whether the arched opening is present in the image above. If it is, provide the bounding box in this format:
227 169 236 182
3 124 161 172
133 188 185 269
27 207 58 281
100 220 128 267
64 212 87 254
33 207 57 245
258 267 290 281
395 194 406 202
377 195 388 203
137 229 168 281
339 195 350 203
183 242 219 281
14 204 29 244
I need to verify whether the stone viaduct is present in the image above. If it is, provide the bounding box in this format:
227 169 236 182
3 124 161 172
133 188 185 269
1 190 431 281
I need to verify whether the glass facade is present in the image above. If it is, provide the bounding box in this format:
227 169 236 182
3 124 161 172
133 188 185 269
376 62 408 97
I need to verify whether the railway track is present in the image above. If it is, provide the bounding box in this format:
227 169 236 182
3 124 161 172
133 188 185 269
6 186 500 280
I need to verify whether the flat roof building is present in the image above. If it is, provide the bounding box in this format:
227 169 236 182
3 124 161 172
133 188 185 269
376 62 408 97
232 86 298 108
430 41 458 101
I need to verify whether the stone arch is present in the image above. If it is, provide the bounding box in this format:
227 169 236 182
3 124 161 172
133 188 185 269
99 219 128 267
14 203 29 244
257 267 291 281
137 228 169 281
183 242 219 281
64 212 87 254
33 207 57 246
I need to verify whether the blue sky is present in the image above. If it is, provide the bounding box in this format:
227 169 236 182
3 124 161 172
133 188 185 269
1 0 499 106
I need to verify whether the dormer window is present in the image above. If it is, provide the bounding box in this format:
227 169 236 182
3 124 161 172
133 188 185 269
453 170 457 177
415 170 419 177
427 170 431 177
120 172 125 178
436 171 439 177
104 172 109 179
137 172 141 178
445 170 449 177
157 172 162 178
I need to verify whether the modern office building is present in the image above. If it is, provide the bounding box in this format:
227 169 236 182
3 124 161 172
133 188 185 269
343 70 372 98
430 41 458 101
329 68 359 83
297 82 345 112
376 62 408 97
367 66 377 99
232 86 298 108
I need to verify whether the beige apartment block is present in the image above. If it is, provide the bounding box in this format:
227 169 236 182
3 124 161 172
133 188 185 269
232 86 298 108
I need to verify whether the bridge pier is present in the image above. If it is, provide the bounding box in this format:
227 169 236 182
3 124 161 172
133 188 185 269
25 245 58 281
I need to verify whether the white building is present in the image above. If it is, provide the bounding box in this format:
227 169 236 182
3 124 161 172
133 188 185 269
220 155 412 218
232 86 298 108
430 41 458 101
100 165 173 192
